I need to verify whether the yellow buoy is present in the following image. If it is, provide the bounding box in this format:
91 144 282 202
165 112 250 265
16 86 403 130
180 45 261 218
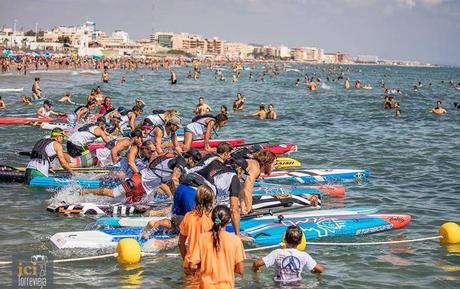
439 222 460 245
281 232 307 251
116 238 142 265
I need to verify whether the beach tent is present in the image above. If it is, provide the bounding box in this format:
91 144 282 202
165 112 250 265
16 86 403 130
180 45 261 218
2 50 14 57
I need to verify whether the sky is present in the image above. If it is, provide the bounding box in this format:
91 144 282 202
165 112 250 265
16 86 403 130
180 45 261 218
1 0 459 65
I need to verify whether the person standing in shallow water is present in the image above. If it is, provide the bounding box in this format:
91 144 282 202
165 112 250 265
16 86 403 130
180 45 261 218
171 70 177 85
189 205 245 289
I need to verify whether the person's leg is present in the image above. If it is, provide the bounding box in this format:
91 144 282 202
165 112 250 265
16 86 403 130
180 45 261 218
183 131 193 151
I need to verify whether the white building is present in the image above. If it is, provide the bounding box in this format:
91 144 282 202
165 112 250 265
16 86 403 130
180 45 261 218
279 46 291 58
111 30 129 44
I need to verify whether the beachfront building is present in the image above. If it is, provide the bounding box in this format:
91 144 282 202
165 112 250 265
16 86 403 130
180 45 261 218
291 47 321 62
0 32 36 49
321 53 339 64
356 55 379 63
279 46 291 59
151 32 174 48
171 33 224 55
223 42 255 58
111 30 129 44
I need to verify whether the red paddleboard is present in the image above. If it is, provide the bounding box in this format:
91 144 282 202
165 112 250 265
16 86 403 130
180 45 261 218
259 143 297 155
309 185 346 197
189 139 244 149
87 138 245 151
0 117 65 125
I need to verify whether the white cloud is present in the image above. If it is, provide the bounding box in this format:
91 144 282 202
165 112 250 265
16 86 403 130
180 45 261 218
397 0 445 7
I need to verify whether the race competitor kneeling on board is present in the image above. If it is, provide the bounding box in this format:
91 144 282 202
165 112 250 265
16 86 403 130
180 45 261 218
148 116 182 154
25 128 74 184
231 150 277 214
144 109 179 127
95 129 144 167
183 113 228 151
117 139 156 179
141 142 247 238
81 149 202 203
66 117 111 159
119 105 143 135
67 100 97 126
252 225 323 283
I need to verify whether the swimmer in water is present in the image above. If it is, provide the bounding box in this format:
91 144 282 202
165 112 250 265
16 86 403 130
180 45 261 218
0 96 6 109
394 102 401 117
252 103 267 119
120 76 126 83
139 75 145 82
21 95 32 105
266 104 277 120
32 77 42 99
344 79 351 89
58 93 75 105
307 81 317 91
171 70 177 85
220 105 228 116
295 79 300 87
431 100 447 115
355 80 362 89
233 93 245 111
194 96 212 116
102 70 109 83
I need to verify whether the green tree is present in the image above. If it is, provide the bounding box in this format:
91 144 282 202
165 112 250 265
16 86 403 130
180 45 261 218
24 30 36 36
57 36 71 44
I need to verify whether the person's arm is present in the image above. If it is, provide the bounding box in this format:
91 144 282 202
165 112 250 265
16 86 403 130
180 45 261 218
252 258 265 272
54 142 74 175
311 264 324 273
111 139 128 164
230 196 241 236
95 127 111 143
129 113 137 131
235 261 244 275
204 120 215 151
171 134 182 154
273 112 277 120
127 146 140 174
153 127 164 154
241 171 256 214
178 233 187 260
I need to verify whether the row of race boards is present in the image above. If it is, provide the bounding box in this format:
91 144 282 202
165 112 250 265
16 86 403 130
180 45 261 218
50 206 411 250
26 169 368 189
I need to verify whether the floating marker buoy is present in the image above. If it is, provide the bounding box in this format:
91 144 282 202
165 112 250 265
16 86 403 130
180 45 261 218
282 231 307 251
116 238 141 265
439 222 460 245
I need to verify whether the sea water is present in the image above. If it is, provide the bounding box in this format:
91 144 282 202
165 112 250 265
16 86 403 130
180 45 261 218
0 64 459 288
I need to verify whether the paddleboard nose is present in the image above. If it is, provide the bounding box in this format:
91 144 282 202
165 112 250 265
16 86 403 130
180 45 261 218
383 214 412 229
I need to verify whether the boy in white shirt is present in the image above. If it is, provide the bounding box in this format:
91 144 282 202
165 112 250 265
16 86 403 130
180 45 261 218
252 225 323 283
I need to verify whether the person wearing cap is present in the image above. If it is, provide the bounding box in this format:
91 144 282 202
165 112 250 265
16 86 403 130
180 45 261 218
149 116 182 154
66 117 111 159
81 149 202 203
36 100 62 118
25 128 74 184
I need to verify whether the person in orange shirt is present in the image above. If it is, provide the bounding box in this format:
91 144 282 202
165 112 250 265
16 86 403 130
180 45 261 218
178 185 215 274
189 205 245 289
